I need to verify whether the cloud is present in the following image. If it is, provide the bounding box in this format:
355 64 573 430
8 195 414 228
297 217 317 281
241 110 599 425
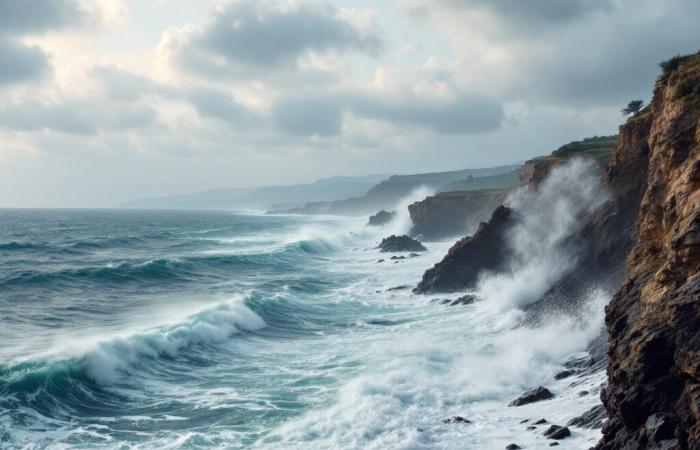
273 96 343 136
350 93 504 134
0 0 87 34
270 89 504 137
443 0 612 28
161 0 382 78
0 38 50 85
0 96 157 135
185 86 257 125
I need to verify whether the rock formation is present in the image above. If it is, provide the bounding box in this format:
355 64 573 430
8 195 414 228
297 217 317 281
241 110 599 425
408 189 508 241
597 52 700 450
367 210 396 226
413 206 515 293
377 235 427 253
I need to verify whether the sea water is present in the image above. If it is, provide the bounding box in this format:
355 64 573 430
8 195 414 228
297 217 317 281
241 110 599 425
0 205 605 449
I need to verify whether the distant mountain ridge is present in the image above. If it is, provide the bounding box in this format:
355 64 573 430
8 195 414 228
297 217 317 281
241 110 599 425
276 165 522 216
118 174 392 210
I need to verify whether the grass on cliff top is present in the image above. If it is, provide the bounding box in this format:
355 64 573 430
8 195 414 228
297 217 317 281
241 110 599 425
527 135 618 163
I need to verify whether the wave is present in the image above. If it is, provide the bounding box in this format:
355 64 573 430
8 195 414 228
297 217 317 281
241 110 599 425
0 241 51 251
0 241 335 289
1 296 265 393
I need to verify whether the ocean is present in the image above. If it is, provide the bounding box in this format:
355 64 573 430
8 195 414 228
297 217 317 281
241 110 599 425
0 206 605 449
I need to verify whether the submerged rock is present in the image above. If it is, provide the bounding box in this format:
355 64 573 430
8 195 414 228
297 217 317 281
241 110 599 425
431 294 477 306
386 285 410 291
367 210 396 226
554 369 575 380
377 235 427 253
442 416 471 424
508 386 555 406
567 404 606 429
543 425 571 440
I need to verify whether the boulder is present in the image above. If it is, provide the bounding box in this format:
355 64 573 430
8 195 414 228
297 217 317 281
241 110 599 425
377 235 427 253
442 416 471 424
567 404 606 429
367 210 397 226
508 386 555 407
543 425 571 440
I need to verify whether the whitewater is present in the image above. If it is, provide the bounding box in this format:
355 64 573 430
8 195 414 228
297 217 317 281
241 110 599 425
0 170 608 449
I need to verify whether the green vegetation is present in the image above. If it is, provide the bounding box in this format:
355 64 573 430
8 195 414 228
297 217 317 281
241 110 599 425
550 135 619 158
622 100 644 117
674 76 698 100
659 54 694 79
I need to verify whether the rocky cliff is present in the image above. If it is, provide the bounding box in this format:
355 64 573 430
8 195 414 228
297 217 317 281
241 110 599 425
520 136 617 188
414 205 516 293
597 52 700 450
408 189 508 241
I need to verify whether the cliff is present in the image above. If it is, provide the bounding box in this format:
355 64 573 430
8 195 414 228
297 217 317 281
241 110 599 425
408 189 508 241
597 52 700 450
414 134 627 297
520 135 617 188
414 206 516 293
277 165 520 216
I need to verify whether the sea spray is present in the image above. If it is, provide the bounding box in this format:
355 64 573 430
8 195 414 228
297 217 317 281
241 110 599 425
384 185 435 237
477 158 610 314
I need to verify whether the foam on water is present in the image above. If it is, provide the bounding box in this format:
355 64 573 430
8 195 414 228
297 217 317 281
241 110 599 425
0 176 611 449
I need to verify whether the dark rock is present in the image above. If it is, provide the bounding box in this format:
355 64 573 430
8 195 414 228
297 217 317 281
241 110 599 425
534 419 548 425
386 285 410 291
414 206 515 293
509 387 555 407
505 444 522 450
519 419 530 424
367 210 397 226
543 425 571 440
442 416 471 424
390 255 406 260
377 235 427 253
578 390 589 397
431 295 477 306
554 370 575 380
526 426 537 431
408 190 508 241
549 443 559 446
596 54 700 450
377 259 384 263
408 252 420 258
568 404 607 429
644 413 676 443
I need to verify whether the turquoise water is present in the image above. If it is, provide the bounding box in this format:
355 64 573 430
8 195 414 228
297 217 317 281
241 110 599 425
0 208 604 449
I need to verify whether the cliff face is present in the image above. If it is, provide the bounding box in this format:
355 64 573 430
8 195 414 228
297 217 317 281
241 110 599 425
408 189 508 241
598 54 700 450
413 205 516 293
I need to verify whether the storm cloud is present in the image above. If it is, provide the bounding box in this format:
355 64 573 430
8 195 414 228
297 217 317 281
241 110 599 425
165 0 382 77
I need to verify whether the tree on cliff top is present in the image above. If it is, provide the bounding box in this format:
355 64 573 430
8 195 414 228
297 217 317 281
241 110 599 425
621 100 644 117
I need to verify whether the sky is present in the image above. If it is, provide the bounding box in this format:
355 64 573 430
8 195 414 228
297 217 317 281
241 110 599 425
1 0 699 207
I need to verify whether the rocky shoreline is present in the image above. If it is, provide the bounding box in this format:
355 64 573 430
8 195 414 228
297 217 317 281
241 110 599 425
374 51 700 449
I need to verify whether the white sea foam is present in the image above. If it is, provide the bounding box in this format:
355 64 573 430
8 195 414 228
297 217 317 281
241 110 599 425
39 296 265 385
477 158 610 315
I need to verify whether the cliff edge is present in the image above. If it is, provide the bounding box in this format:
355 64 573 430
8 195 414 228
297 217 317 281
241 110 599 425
597 52 700 449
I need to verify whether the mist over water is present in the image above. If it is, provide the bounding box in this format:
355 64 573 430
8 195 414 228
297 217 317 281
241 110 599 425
0 165 609 449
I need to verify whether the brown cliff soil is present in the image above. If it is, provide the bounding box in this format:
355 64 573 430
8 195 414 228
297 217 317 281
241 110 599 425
597 52 700 450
